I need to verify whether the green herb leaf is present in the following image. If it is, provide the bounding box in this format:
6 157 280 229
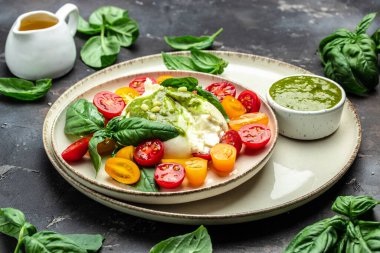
164 28 223 50
332 195 380 219
106 18 139 47
0 78 52 101
191 49 228 74
77 16 101 35
80 34 121 69
149 225 212 253
89 130 110 176
23 231 87 253
284 216 347 253
65 234 104 253
107 117 179 146
160 77 199 91
195 88 229 120
89 6 129 26
132 168 158 192
64 99 105 136
355 13 377 34
162 52 197 71
0 208 36 239
371 28 380 53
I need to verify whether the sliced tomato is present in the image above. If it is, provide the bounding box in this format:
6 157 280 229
134 139 164 166
155 162 185 189
192 152 212 161
93 91 125 119
156 75 174 84
114 87 140 104
61 137 90 162
205 82 236 101
210 143 237 173
221 95 247 119
228 112 269 131
128 76 156 95
105 157 140 184
238 124 271 150
237 90 261 113
97 138 116 156
220 130 242 153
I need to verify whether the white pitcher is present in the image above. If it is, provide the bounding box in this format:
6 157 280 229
5 3 79 80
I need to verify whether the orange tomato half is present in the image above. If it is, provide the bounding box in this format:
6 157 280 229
228 112 269 131
221 95 246 119
105 157 140 184
210 143 237 173
115 87 140 104
156 75 174 84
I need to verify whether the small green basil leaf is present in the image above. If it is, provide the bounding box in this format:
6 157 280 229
355 12 376 35
89 130 111 176
64 99 105 136
80 34 121 69
106 18 139 47
332 195 380 219
284 215 347 253
0 208 29 239
190 49 228 74
0 78 52 101
160 77 198 91
371 28 380 53
162 52 197 71
89 6 129 26
341 221 380 253
164 28 223 50
108 117 179 146
149 225 212 253
319 28 352 55
65 234 104 253
23 231 87 253
132 168 158 192
77 16 101 35
195 88 229 121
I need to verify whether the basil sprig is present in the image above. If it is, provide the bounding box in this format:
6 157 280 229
77 6 139 69
318 13 379 95
284 195 380 253
0 78 52 101
0 208 104 253
162 50 228 75
164 28 223 50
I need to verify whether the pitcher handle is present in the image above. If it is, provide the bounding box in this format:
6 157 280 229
56 3 79 37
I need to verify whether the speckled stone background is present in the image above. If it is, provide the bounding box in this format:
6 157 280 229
0 0 379 252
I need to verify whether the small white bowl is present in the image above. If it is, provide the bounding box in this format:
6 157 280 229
266 74 346 140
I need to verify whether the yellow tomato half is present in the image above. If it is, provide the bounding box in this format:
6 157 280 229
210 143 236 173
115 146 135 160
105 157 140 184
156 75 174 84
228 112 269 131
115 87 140 104
221 95 246 119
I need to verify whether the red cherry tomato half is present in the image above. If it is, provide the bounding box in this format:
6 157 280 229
192 152 212 161
93 91 125 119
238 124 271 150
237 90 261 113
220 130 243 153
128 76 156 95
205 82 237 101
133 139 164 166
61 137 90 162
154 162 185 189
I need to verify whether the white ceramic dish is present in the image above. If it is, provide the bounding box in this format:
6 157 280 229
266 74 346 140
43 51 361 224
49 70 278 204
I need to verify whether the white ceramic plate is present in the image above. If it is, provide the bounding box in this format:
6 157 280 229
43 51 361 224
48 70 278 204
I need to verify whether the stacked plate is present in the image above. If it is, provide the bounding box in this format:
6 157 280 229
43 52 361 225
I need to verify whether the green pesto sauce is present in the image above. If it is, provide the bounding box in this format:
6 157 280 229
269 76 342 111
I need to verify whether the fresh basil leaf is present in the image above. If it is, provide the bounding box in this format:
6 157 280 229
0 208 30 239
65 234 104 253
162 52 197 71
149 225 212 253
196 88 229 120
339 221 380 253
355 13 376 35
64 99 105 136
106 18 139 47
107 117 179 146
164 28 223 50
77 16 101 35
371 28 380 53
89 130 111 176
80 34 121 69
284 216 347 253
332 195 380 219
23 231 87 253
0 78 51 101
160 77 198 91
191 49 228 74
132 168 158 192
89 6 129 26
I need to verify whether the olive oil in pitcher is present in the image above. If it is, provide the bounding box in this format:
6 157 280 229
19 13 58 31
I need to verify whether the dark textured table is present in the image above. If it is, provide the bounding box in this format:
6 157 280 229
1 0 380 252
